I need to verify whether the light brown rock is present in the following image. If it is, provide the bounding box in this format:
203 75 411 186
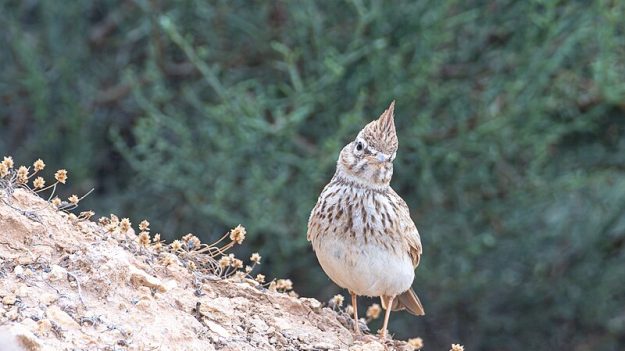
46 305 80 329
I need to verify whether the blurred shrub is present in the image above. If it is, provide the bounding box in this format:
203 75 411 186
2 1 625 350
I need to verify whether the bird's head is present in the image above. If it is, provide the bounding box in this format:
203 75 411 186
337 101 398 186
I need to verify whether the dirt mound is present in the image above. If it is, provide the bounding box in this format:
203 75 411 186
0 189 417 350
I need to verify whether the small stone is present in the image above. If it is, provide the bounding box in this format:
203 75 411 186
47 265 67 282
250 317 269 332
128 264 173 292
17 256 33 265
301 298 322 312
313 341 337 350
13 265 24 275
46 305 80 329
38 293 58 306
14 284 29 297
135 297 154 312
3 295 17 305
6 308 19 321
37 319 52 336
273 317 293 331
205 320 231 338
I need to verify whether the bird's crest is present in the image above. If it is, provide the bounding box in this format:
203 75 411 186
360 101 398 154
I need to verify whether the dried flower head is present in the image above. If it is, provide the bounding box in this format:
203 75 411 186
233 271 246 280
331 294 344 307
366 303 382 320
182 233 201 250
120 218 131 232
0 163 8 178
98 216 110 226
171 240 182 251
68 213 78 222
51 197 62 208
160 253 176 266
255 274 266 283
232 258 244 269
229 225 246 244
17 166 28 184
54 169 68 184
33 159 45 171
219 255 232 268
276 279 293 291
450 344 464 351
408 338 424 350
345 305 354 316
68 195 79 205
153 242 163 251
245 265 253 273
105 223 117 234
33 177 45 189
153 233 161 242
139 220 150 232
188 261 197 271
138 231 150 246
2 156 14 169
250 252 261 264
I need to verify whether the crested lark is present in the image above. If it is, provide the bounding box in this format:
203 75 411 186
307 101 424 339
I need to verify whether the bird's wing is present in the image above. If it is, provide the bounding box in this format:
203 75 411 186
307 184 330 242
306 202 318 242
389 189 422 268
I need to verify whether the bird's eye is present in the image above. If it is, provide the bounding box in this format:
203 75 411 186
356 141 363 151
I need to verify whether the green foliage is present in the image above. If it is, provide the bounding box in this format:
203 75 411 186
2 1 625 349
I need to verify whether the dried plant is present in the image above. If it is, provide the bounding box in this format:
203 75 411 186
365 303 381 322
450 344 465 351
408 338 424 350
0 156 93 220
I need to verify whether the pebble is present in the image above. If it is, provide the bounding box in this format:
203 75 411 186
314 341 337 350
47 265 67 281
37 319 52 336
17 256 33 265
2 295 17 305
6 308 19 321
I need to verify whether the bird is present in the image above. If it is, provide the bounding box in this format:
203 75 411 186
307 101 424 339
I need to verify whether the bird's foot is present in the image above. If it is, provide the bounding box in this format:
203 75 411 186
377 329 393 341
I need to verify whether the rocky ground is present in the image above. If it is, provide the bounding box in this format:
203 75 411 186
0 188 420 351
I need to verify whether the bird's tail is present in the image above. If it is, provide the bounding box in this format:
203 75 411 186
380 288 425 316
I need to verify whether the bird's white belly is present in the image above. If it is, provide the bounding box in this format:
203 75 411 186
313 235 414 297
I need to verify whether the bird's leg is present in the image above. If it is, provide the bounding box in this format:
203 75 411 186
350 290 361 335
380 295 395 339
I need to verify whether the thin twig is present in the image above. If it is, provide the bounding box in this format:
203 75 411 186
66 271 87 307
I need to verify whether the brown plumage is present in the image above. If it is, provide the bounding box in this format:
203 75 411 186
307 101 425 340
